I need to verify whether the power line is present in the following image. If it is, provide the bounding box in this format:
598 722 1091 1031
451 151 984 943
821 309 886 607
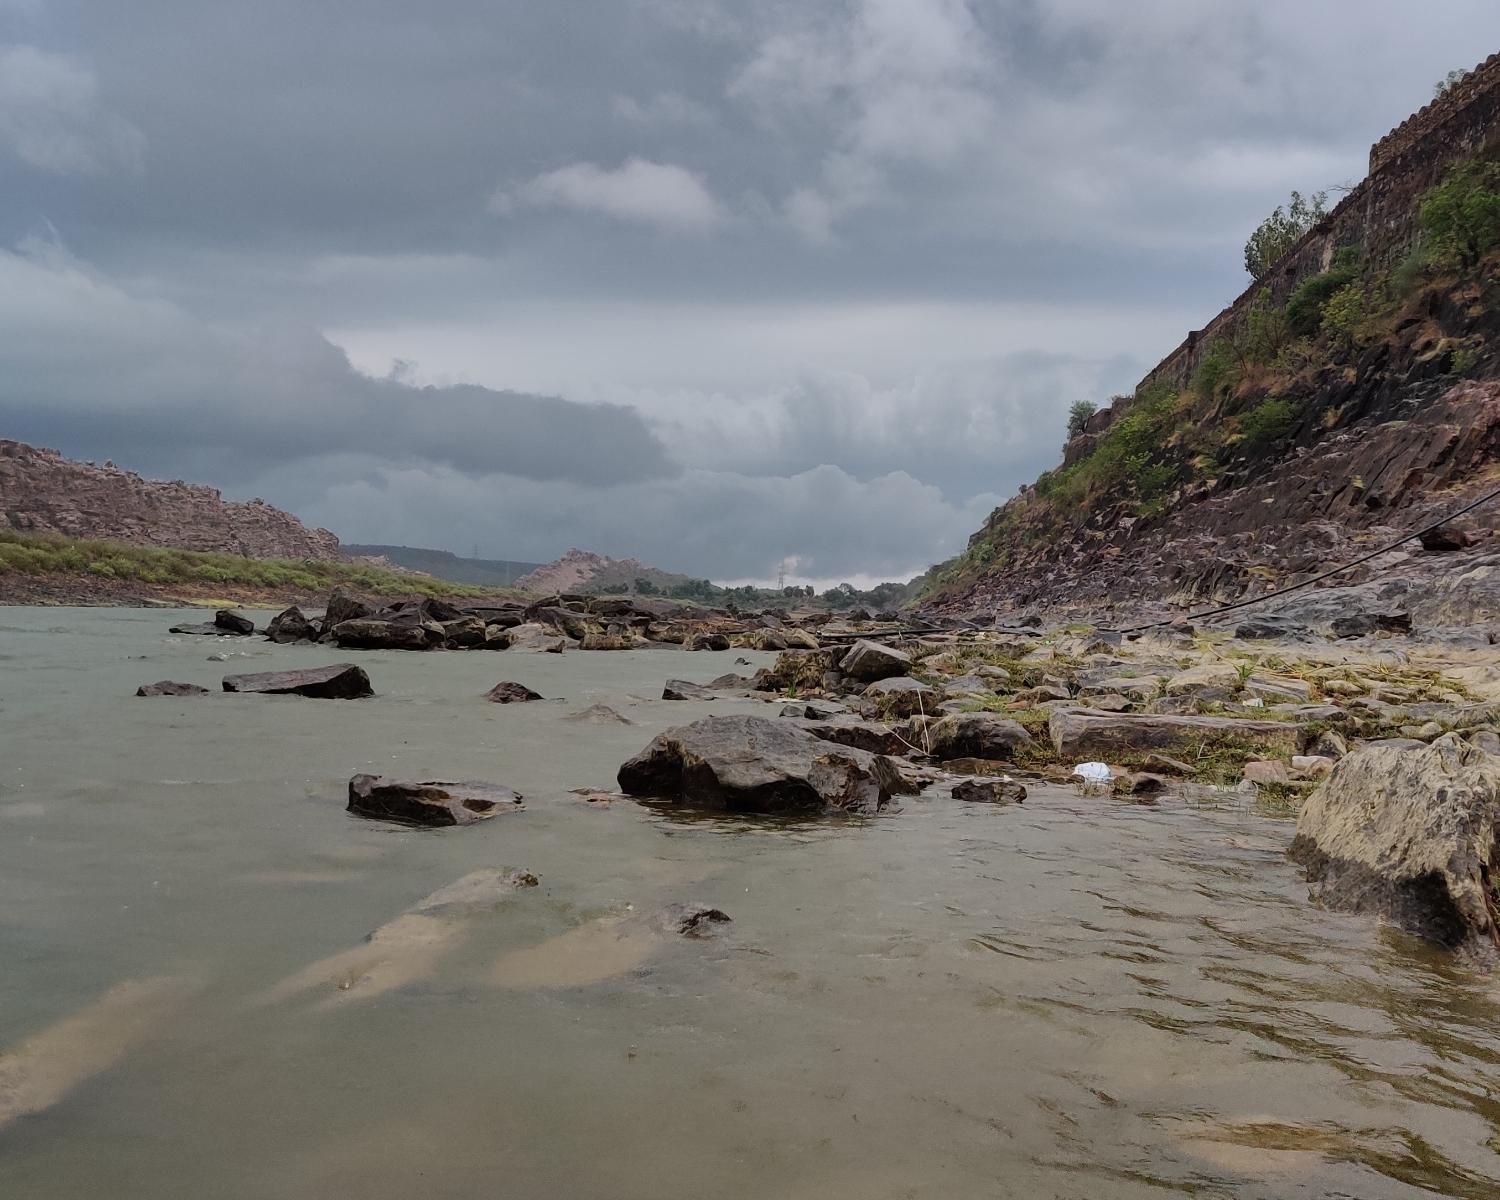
1111 479 1500 635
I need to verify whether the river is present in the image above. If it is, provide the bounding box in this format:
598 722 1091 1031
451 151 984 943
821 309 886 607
2 606 1499 1198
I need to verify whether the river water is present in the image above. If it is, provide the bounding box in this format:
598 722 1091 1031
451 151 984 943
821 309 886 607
2 606 1499 1198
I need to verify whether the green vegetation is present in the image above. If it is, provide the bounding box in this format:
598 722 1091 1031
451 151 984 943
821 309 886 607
1284 261 1358 336
1066 399 1098 439
1418 156 1500 268
0 529 498 598
1238 397 1299 449
1434 67 1470 98
1244 190 1327 278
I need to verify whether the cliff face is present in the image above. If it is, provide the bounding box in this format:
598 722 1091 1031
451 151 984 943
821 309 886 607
0 439 344 560
927 53 1500 623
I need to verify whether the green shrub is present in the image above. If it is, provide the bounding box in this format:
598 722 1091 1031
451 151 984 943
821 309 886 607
1450 345 1480 375
1244 190 1327 278
1240 397 1299 448
1419 156 1500 268
1284 265 1358 336
1190 344 1233 402
1320 282 1371 348
1066 399 1098 438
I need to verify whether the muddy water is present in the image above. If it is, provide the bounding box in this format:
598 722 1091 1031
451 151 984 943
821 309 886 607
3 607 1500 1198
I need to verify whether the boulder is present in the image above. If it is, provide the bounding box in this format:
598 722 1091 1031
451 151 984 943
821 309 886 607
1233 614 1314 640
136 680 210 697
790 717 910 757
222 663 373 699
1331 611 1412 639
485 681 544 704
1288 735 1500 950
324 588 372 628
839 639 913 683
529 606 597 641
1243 759 1293 785
265 606 315 643
1244 674 1314 704
952 778 1026 804
347 774 524 827
1048 708 1301 759
214 609 255 635
686 631 731 652
506 622 575 653
864 676 939 719
330 618 437 650
1419 524 1473 552
924 713 1034 761
1163 662 1240 699
616 714 891 814
663 679 716 701
440 616 489 648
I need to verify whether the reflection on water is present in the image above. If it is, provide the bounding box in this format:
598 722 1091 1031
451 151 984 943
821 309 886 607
2 606 1500 1198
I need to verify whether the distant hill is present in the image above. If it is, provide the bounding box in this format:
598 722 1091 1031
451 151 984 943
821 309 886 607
515 548 711 597
0 438 343 560
344 544 543 588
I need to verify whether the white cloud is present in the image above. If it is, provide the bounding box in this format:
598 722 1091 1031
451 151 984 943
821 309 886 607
0 43 144 174
491 157 726 233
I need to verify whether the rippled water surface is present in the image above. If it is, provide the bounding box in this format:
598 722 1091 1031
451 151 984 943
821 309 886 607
3 606 1500 1198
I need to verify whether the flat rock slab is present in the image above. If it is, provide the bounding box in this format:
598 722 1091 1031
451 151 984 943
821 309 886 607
1049 708 1301 759
662 679 716 701
1289 734 1500 950
136 680 211 697
170 622 250 637
347 774 524 826
922 713 1034 761
223 663 373 699
617 714 892 815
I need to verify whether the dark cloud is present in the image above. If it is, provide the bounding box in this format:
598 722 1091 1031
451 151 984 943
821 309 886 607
2 2 1497 580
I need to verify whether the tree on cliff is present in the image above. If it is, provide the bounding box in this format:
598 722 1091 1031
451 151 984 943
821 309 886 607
1434 68 1470 98
1066 400 1097 439
1419 157 1500 268
1244 190 1328 278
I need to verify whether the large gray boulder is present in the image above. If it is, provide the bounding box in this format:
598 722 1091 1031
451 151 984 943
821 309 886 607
222 663 373 699
265 606 315 644
1048 708 1300 759
323 587 373 629
616 714 894 814
923 713 1033 761
348 774 524 826
1288 735 1500 950
839 639 912 682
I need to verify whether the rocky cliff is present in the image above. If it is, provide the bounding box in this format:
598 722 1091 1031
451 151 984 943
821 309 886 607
926 55 1500 626
0 439 344 560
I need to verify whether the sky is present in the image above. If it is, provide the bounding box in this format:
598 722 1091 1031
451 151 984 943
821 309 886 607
3 1 1497 587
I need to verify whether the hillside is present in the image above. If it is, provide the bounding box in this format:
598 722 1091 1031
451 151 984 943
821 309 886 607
924 54 1500 624
343 544 543 588
515 548 714 597
1 439 343 560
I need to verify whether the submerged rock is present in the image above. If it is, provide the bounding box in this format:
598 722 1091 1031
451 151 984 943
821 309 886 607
135 680 211 697
1289 734 1500 951
617 714 891 814
347 774 524 827
169 620 248 637
565 704 633 724
952 778 1026 804
222 663 373 699
484 681 544 704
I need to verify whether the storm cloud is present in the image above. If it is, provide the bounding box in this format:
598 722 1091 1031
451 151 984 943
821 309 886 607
3 1 1497 582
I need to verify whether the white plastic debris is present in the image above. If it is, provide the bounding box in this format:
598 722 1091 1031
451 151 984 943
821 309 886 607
1244 697 1265 708
1071 762 1111 783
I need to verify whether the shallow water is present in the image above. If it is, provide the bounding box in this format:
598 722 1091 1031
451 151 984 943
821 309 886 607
3 606 1500 1198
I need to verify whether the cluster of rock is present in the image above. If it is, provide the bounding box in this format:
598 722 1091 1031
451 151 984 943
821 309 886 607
169 588 906 655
